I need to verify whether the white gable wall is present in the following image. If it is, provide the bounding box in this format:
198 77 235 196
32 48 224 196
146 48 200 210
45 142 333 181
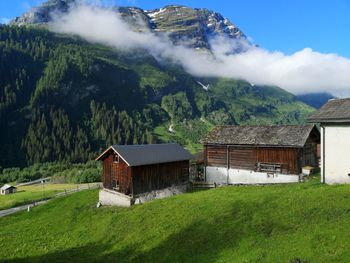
322 125 350 184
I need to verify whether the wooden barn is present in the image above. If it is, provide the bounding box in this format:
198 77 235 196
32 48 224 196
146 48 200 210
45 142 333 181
96 143 192 206
0 184 17 195
201 124 320 184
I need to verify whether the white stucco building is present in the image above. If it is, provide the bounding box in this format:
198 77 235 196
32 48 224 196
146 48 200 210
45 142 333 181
309 98 350 184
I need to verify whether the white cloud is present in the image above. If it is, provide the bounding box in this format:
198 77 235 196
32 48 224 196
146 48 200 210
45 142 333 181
50 3 350 97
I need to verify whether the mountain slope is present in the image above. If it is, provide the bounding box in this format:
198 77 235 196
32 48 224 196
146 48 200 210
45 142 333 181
0 25 314 168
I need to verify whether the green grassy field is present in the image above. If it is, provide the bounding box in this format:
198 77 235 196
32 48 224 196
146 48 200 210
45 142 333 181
1 179 350 262
0 183 91 210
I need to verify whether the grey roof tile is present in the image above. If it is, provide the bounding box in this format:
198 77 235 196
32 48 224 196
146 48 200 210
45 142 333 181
308 98 350 122
201 124 317 147
111 143 192 166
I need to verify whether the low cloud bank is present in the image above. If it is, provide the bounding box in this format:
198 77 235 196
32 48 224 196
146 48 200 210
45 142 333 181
50 3 350 97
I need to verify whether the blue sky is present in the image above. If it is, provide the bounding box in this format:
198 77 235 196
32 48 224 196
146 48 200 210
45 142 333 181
1 0 349 58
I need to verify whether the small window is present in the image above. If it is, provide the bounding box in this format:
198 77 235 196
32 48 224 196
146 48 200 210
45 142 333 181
113 154 119 163
112 179 119 191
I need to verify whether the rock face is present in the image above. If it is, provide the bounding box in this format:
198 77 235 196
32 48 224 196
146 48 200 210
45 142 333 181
144 5 247 50
11 1 248 51
11 0 75 26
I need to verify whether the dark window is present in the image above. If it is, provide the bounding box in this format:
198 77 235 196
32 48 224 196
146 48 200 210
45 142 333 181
112 179 120 191
113 154 119 163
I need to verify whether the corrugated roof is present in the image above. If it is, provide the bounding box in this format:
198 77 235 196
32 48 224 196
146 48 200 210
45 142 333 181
308 98 350 123
97 143 192 166
0 184 16 190
201 124 318 147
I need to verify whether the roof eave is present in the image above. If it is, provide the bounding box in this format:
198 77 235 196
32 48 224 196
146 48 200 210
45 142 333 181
308 118 350 123
203 143 304 148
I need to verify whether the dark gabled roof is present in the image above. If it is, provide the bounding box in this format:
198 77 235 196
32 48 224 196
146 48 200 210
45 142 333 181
96 143 192 166
308 98 350 123
201 124 318 147
0 184 16 190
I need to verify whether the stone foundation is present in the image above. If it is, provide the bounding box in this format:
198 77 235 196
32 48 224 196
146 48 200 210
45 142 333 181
134 183 188 204
99 183 189 207
99 188 133 207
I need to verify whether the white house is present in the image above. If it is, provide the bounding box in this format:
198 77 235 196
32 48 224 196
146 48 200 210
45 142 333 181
308 98 350 184
0 184 17 195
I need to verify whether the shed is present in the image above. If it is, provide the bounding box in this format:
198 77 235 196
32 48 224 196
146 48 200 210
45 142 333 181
96 143 192 206
201 124 320 184
0 184 17 195
308 98 350 184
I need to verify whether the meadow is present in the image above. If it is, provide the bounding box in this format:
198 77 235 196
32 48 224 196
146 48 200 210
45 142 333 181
1 177 350 262
0 183 94 210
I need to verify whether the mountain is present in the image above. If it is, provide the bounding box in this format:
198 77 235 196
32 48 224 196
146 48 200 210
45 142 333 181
297 93 334 109
0 1 315 168
11 0 247 51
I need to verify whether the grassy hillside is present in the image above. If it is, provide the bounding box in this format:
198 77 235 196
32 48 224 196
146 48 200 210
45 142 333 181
1 178 350 262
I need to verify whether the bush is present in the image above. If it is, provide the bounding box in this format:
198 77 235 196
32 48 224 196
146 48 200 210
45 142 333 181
0 161 102 184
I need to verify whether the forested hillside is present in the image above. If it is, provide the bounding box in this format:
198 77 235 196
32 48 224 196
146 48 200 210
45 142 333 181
0 25 314 168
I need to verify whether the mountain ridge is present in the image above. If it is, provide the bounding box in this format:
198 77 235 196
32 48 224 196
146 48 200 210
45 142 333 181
11 0 248 51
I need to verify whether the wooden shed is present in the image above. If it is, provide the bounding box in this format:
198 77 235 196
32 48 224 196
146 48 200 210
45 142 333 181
96 143 192 206
201 124 320 184
0 184 17 195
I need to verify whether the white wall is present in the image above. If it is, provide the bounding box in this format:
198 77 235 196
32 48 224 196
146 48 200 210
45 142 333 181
206 166 300 185
322 125 350 184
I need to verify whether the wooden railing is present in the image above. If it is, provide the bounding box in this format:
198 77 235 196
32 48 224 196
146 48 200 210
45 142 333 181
257 162 289 174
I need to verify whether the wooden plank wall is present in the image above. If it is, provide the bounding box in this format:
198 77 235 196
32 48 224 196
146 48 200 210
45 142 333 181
102 154 113 189
206 146 256 169
301 138 318 167
229 148 256 170
132 161 189 195
207 146 227 167
102 152 132 195
114 158 132 195
205 145 300 174
256 148 299 174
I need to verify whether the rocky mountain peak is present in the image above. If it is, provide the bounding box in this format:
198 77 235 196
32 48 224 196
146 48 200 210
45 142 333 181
11 0 248 51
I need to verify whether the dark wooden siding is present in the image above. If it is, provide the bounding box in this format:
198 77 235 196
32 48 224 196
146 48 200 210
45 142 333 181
207 145 257 170
229 147 256 170
102 152 132 195
205 145 300 174
132 161 189 195
102 153 113 189
207 146 227 167
114 158 132 195
301 138 318 167
256 148 299 174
